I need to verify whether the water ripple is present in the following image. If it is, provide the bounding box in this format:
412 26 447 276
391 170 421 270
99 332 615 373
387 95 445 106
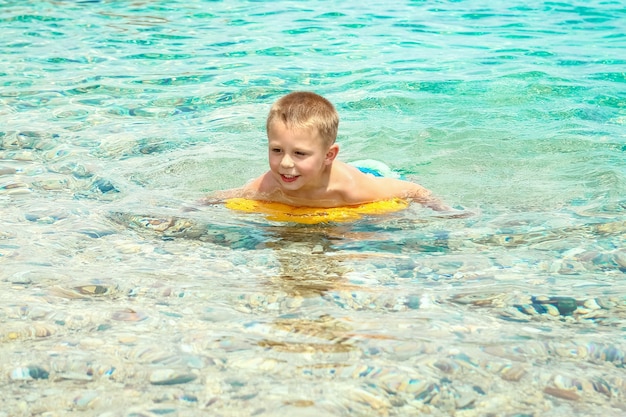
2 1 626 415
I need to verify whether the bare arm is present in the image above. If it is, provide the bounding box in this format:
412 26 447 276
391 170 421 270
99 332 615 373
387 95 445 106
197 174 269 205
403 181 451 211
366 177 451 211
196 188 243 206
398 180 478 217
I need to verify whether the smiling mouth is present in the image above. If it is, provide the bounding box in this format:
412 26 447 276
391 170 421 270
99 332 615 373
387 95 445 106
280 174 299 183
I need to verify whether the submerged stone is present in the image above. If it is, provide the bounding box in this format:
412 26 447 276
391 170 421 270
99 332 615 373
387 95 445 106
149 369 198 386
405 295 421 309
92 178 119 194
28 366 49 379
10 365 49 380
530 296 578 316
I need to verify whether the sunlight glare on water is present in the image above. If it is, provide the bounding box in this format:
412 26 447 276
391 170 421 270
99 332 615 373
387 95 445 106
1 0 625 415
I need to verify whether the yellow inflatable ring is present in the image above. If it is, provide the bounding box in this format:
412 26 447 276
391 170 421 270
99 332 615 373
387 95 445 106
225 198 410 224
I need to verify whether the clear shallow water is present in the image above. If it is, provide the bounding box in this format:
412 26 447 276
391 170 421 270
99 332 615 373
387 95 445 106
1 0 625 415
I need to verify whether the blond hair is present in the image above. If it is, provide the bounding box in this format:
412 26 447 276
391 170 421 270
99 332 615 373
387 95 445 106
266 92 339 147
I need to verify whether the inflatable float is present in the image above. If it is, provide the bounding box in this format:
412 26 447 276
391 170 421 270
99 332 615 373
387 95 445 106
224 197 409 224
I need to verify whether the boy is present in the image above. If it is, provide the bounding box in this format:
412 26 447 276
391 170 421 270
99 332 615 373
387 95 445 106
212 91 449 211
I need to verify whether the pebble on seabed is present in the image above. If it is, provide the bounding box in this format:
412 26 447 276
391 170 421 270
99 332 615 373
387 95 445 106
111 308 148 322
544 386 580 401
149 369 198 385
10 365 49 381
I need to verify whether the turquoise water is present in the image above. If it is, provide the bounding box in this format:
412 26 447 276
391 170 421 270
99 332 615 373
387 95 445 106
1 0 625 415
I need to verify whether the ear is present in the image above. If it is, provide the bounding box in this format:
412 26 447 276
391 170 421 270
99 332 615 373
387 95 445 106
324 144 339 165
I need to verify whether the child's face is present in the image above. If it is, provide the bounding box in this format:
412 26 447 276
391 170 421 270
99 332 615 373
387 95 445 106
267 121 336 195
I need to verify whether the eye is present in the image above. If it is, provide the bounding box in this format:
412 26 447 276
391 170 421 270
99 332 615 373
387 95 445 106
295 151 307 156
271 148 282 153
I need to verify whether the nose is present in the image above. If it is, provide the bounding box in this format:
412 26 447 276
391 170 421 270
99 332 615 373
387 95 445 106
280 154 294 169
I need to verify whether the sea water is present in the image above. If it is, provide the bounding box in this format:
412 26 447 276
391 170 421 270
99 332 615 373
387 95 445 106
1 0 625 415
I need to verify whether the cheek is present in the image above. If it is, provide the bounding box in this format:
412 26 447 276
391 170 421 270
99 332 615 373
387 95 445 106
300 159 321 174
268 153 280 167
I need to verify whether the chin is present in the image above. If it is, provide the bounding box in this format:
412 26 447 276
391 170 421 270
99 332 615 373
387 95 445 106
279 183 301 193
